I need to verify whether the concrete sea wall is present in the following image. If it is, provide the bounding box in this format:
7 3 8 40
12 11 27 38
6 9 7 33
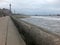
11 16 60 45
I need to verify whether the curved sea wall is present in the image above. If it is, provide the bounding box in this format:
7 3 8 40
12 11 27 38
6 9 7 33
11 16 60 45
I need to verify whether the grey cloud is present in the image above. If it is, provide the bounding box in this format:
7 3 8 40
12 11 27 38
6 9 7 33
0 0 60 15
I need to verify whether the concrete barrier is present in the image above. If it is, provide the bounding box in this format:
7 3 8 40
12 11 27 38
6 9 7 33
11 16 60 45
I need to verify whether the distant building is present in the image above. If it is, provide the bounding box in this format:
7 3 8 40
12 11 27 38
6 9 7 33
0 8 12 16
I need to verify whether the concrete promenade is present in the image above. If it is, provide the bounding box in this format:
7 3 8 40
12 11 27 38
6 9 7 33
0 16 26 45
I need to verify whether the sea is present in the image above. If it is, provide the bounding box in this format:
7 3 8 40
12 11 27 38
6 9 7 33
20 16 60 35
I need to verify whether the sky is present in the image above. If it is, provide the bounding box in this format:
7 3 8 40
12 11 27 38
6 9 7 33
0 0 60 15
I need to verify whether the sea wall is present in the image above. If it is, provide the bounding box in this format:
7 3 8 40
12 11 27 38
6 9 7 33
11 16 60 45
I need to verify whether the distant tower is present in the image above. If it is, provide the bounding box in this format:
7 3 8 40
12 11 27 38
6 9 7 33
9 4 11 13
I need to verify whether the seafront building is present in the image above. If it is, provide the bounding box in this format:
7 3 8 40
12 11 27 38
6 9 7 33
0 8 12 16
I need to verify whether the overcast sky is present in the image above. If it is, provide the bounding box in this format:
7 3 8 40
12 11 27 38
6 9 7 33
0 0 60 15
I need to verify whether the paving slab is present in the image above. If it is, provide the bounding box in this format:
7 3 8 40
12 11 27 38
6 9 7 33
0 16 26 45
0 16 8 45
7 17 26 45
